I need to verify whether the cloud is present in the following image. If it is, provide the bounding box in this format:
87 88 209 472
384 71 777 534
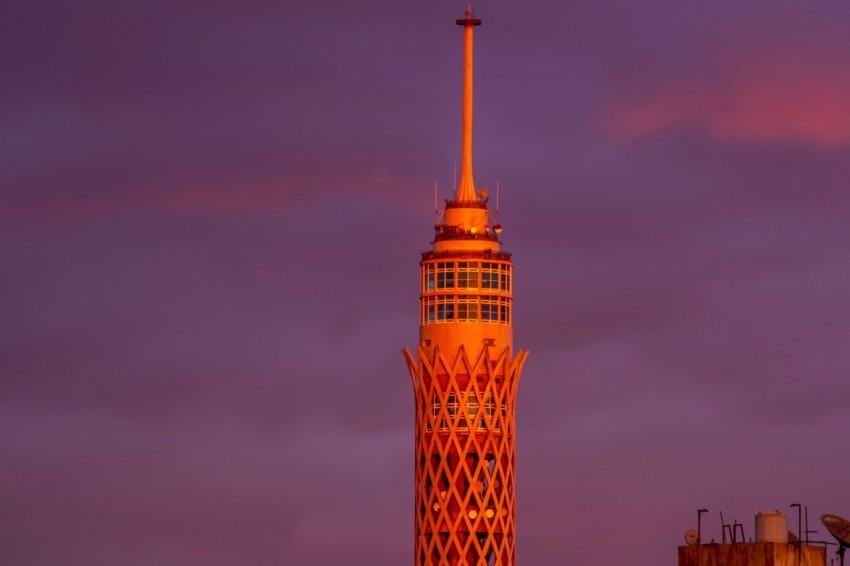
600 23 850 147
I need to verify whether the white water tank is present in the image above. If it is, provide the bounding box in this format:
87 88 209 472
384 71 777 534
755 511 788 543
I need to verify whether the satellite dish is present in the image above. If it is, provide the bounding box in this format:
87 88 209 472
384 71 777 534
684 529 699 546
822 514 850 566
823 514 850 546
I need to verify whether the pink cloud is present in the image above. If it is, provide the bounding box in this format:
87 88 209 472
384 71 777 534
601 35 850 147
1 169 422 230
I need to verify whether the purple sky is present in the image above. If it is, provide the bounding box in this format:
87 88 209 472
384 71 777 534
3 1 850 564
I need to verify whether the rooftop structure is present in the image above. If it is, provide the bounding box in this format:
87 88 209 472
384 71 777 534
680 509 829 566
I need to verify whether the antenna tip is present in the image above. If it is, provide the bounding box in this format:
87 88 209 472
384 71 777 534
456 5 482 26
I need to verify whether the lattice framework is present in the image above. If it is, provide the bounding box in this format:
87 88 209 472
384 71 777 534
403 344 527 566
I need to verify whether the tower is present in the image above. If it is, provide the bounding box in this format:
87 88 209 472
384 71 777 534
402 8 528 565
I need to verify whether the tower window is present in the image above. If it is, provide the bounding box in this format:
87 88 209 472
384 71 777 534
480 295 499 322
436 295 455 321
436 262 455 289
499 264 512 292
422 294 511 325
446 393 458 416
457 262 479 289
422 297 436 324
485 395 499 431
499 302 510 323
456 296 479 322
423 263 435 292
481 262 499 289
467 396 479 417
430 395 448 432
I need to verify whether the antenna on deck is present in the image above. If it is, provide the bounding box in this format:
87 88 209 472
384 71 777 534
434 181 440 221
453 162 457 195
491 180 502 234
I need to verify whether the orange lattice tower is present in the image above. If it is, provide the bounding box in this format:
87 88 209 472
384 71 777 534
402 8 528 565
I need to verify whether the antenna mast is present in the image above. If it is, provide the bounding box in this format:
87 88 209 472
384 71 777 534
434 181 439 220
454 6 481 202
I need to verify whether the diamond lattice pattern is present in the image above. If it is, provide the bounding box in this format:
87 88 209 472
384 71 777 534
404 345 527 566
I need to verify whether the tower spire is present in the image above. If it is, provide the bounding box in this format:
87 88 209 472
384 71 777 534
455 6 481 203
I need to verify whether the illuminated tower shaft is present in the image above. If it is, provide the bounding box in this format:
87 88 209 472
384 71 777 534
403 9 528 565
